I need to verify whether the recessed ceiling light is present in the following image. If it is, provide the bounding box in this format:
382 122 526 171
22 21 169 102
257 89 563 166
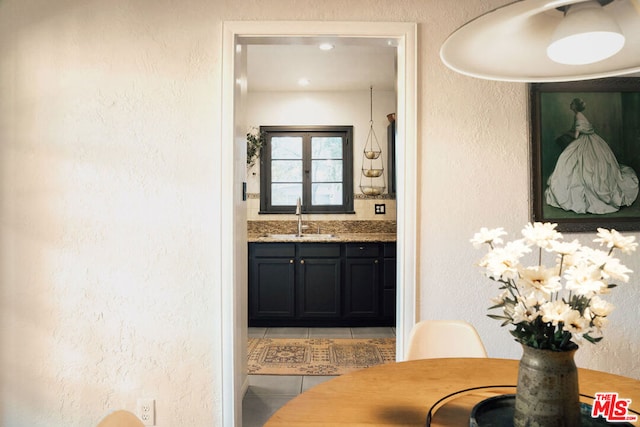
298 78 311 86
319 43 335 51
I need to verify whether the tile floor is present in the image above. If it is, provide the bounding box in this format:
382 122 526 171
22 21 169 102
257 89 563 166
242 327 396 426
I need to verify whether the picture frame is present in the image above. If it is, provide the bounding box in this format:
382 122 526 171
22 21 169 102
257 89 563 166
530 77 640 232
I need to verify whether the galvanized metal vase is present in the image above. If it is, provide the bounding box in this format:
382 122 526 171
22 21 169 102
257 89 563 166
514 344 581 427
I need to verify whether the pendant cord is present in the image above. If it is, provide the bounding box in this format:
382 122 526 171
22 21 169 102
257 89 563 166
369 85 373 124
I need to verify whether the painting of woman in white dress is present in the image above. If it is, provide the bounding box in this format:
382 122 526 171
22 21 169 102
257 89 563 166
545 97 639 215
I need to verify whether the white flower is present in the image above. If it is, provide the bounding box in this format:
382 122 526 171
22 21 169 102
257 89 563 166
578 246 610 266
472 223 633 350
549 239 581 256
521 222 562 249
564 264 607 297
562 310 591 344
575 247 632 283
517 265 562 298
480 240 531 281
591 314 609 334
512 300 539 324
601 257 633 283
594 228 638 254
470 227 507 248
491 290 510 306
540 300 572 326
589 296 614 317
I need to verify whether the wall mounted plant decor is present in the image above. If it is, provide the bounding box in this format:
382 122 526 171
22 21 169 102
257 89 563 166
246 127 266 168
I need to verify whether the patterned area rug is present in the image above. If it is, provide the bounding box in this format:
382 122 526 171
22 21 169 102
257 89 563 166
247 338 396 375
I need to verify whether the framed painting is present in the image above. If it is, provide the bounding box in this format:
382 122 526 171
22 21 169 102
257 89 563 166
530 77 640 232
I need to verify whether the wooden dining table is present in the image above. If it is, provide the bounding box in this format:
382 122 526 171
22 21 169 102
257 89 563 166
264 358 640 426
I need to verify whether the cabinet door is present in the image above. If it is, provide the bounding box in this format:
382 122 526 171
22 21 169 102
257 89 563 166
382 258 396 318
344 257 379 318
383 243 397 319
297 257 341 318
249 257 295 319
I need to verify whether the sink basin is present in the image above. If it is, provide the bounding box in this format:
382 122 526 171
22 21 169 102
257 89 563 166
264 233 336 240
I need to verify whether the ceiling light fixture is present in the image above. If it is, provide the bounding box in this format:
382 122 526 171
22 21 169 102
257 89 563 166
547 1 625 65
440 0 640 82
319 43 335 51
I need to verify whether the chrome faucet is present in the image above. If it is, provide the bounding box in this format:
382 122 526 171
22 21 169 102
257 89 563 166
296 197 303 237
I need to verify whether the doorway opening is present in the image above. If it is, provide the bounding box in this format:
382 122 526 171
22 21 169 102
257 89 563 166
221 21 417 426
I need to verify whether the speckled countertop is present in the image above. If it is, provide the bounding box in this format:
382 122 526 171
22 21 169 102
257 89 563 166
247 220 397 242
248 232 397 243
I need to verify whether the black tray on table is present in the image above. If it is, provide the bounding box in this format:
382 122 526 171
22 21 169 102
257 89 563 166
469 394 635 427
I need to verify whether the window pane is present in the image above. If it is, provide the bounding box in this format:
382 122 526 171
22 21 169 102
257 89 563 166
260 126 353 213
312 137 343 159
272 160 303 182
312 160 342 182
272 184 302 206
272 137 303 159
312 183 342 205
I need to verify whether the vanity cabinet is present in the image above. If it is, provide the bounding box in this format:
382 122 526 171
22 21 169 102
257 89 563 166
248 241 396 327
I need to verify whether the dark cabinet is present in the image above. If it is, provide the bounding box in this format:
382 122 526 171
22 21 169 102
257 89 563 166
382 243 397 319
249 243 296 319
249 243 341 324
248 241 396 327
297 244 341 318
344 244 380 318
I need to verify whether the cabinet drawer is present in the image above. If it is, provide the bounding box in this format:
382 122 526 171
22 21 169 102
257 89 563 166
250 243 296 258
298 243 341 257
345 243 380 258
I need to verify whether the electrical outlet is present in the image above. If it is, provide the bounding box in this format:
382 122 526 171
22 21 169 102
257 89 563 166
136 398 155 426
374 203 386 214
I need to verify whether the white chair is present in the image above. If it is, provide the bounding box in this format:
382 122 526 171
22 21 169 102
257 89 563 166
97 410 144 427
406 320 488 360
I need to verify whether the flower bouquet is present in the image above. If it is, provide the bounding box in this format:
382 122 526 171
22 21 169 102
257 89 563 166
471 222 637 426
471 222 636 351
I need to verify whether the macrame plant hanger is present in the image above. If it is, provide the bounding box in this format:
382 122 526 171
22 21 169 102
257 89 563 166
359 85 385 196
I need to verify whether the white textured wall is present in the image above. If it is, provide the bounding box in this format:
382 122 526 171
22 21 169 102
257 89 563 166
1 1 639 427
418 2 640 380
0 1 222 426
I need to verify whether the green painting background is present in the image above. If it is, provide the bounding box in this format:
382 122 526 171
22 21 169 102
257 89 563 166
540 91 640 220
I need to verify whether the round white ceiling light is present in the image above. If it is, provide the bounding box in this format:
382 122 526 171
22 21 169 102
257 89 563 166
440 0 640 82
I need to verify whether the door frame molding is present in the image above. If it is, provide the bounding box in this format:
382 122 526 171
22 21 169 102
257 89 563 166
220 20 417 425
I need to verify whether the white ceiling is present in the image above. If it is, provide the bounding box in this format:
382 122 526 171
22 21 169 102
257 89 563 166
245 38 397 92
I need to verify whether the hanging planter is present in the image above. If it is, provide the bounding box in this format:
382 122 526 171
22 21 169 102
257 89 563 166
359 86 386 197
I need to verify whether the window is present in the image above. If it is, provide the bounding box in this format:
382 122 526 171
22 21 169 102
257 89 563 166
260 126 354 214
